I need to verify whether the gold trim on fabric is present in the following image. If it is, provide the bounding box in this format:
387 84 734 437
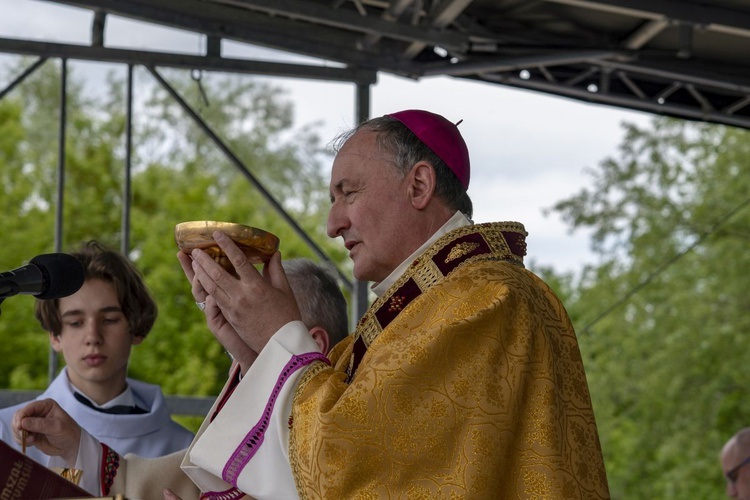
420 221 526 268
358 311 382 348
411 257 442 291
289 359 330 500
349 222 527 376
292 360 330 416
445 241 480 263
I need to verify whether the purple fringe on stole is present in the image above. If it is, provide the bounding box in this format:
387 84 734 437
222 352 329 486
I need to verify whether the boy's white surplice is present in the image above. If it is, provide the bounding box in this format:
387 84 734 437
0 367 194 463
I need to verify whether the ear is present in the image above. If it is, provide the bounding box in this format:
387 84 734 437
49 331 63 353
407 161 437 210
131 335 145 346
308 326 330 355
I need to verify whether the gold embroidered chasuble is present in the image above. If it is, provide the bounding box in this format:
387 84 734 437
289 222 610 499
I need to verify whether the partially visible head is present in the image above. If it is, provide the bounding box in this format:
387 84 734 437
34 241 156 401
35 240 157 339
722 428 750 498
327 110 473 282
283 258 349 354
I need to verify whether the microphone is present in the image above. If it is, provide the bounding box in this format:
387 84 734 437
0 253 85 300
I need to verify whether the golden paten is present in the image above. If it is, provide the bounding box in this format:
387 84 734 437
174 221 280 272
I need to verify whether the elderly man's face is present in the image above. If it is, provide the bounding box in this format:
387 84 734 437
722 440 750 499
327 130 415 283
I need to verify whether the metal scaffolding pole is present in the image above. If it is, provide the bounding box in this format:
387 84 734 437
146 65 353 290
351 81 371 324
121 64 134 256
49 58 68 383
0 57 47 100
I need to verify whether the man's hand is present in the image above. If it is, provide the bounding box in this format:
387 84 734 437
189 231 302 354
178 248 259 373
12 399 81 466
163 488 182 500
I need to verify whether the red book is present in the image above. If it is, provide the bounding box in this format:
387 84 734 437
0 439 92 498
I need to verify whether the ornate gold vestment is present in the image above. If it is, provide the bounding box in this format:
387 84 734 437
289 222 610 499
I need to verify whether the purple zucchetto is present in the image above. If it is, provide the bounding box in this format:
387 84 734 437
387 109 470 190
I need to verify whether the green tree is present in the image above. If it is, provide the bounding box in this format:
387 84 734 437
0 60 348 428
551 117 750 498
0 60 109 390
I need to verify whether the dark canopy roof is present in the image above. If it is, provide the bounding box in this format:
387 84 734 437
6 0 749 129
1 0 748 323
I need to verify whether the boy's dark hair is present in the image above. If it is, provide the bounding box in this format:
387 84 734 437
34 240 157 339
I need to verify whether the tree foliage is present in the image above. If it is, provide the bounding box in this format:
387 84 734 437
9 58 747 497
550 117 750 498
0 60 348 427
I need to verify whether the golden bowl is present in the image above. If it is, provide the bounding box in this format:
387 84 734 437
175 221 280 272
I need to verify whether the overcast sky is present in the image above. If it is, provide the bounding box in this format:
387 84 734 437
0 0 654 274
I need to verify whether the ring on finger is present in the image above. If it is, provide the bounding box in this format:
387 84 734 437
196 301 207 311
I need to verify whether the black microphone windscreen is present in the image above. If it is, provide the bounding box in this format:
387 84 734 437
30 253 85 300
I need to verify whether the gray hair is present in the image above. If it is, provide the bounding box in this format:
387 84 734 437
733 428 750 454
333 115 473 218
283 258 349 348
